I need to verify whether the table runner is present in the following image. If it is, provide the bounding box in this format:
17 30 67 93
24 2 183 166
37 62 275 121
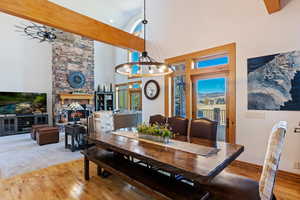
112 131 220 157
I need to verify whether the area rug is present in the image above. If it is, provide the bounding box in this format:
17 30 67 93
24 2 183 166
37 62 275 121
0 133 82 179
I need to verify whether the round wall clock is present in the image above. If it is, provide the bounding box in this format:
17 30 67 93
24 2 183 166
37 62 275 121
68 71 86 89
144 80 160 100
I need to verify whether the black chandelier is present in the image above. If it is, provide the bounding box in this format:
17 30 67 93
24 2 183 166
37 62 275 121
115 0 173 78
15 23 58 43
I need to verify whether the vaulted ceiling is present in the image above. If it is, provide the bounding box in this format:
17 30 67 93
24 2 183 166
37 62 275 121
49 0 281 29
49 0 143 28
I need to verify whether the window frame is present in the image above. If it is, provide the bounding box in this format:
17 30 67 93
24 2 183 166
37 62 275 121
164 43 236 144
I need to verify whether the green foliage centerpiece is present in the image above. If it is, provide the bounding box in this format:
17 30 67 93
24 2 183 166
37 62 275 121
137 123 173 144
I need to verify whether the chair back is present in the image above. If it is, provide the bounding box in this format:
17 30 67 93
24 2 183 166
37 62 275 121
190 118 218 141
114 113 139 131
149 114 167 126
167 116 189 136
87 114 95 135
259 121 287 200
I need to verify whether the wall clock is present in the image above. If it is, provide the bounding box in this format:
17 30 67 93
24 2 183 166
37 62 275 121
68 71 86 89
144 80 160 100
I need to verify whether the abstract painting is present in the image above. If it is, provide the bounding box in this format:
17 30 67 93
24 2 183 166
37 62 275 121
248 51 300 111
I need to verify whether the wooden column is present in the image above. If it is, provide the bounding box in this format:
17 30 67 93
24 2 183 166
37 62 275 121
226 43 236 144
164 75 170 117
185 59 193 119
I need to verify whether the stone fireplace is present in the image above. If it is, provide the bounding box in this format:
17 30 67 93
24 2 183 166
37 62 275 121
52 32 95 121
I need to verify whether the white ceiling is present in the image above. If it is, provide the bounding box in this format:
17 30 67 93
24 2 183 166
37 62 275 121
49 0 143 29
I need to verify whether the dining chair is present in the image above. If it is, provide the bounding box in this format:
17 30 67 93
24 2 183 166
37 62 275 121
113 113 139 131
87 114 95 135
149 114 167 126
167 116 189 141
199 121 288 200
190 118 218 141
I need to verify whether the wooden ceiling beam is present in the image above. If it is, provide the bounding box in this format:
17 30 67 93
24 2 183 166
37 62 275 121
263 0 281 14
0 0 145 51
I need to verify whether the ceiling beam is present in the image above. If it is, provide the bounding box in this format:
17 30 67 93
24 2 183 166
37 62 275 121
0 0 145 51
263 0 281 14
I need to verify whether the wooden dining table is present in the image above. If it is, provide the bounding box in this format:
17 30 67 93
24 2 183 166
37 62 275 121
82 131 244 200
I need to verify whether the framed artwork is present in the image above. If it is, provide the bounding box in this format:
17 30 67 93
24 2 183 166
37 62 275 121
248 51 300 111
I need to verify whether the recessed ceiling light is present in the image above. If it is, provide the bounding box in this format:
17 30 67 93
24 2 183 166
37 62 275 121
109 19 114 23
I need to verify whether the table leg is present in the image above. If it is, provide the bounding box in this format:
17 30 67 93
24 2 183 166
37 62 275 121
84 156 90 181
71 134 75 152
65 133 68 149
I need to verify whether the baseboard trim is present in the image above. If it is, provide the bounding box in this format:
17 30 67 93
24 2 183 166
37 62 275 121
231 160 300 183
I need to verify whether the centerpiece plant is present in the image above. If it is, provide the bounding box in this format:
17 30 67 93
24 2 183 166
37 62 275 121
137 123 173 143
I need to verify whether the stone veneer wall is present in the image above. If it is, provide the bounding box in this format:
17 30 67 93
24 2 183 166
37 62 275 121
52 32 94 117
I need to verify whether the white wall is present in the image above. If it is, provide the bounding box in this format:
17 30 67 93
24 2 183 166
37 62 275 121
0 13 52 122
142 77 165 121
146 0 300 174
94 42 115 89
49 0 142 32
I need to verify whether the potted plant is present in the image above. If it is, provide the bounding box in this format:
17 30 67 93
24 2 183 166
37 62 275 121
137 123 173 144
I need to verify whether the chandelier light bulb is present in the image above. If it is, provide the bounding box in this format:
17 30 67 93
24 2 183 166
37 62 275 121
149 68 154 74
159 65 167 73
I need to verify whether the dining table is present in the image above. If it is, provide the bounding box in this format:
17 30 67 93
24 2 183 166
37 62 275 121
82 131 244 200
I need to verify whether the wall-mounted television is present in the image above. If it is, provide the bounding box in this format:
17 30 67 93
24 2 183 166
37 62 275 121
0 92 47 115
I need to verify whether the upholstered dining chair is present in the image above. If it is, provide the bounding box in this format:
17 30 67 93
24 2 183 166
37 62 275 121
113 113 139 131
199 121 288 200
167 116 189 141
149 114 167 126
190 118 218 141
87 114 95 135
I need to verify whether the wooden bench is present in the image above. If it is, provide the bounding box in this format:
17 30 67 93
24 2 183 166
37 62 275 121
82 148 209 200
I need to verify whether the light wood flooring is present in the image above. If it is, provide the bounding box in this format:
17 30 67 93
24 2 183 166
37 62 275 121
0 159 299 200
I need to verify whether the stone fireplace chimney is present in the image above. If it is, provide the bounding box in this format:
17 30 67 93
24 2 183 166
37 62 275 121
52 32 94 121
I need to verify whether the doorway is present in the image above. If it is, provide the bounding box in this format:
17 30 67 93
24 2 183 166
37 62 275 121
165 43 236 143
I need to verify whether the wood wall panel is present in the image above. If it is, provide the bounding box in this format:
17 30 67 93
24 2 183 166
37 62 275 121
0 0 145 51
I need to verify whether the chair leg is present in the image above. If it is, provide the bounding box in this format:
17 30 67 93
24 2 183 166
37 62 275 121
272 194 277 200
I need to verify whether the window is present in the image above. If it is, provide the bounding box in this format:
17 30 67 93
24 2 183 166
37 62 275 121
169 63 186 117
165 43 236 143
194 77 227 130
116 81 142 111
128 20 144 75
116 85 128 110
130 90 142 111
115 21 144 111
173 75 186 117
196 56 229 68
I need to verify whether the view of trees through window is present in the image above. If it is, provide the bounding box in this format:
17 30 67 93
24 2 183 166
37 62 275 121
173 75 186 117
171 63 186 117
116 82 142 111
195 77 226 127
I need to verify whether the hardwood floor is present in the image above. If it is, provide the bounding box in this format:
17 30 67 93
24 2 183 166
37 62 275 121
0 159 299 200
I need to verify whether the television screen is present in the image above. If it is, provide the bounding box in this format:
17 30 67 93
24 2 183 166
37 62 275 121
0 92 47 115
